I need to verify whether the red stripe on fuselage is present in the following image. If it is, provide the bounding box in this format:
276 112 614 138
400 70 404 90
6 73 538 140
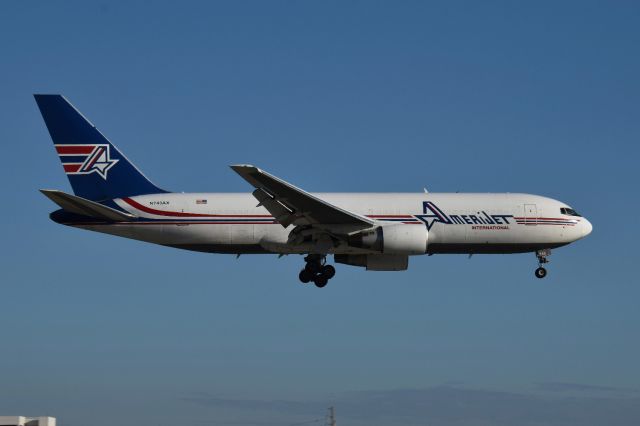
121 197 273 218
513 217 579 221
62 221 280 226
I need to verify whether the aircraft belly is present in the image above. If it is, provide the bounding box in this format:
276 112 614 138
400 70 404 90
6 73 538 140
254 224 290 251
76 223 300 254
78 224 140 240
79 223 242 246
230 224 254 244
428 242 570 254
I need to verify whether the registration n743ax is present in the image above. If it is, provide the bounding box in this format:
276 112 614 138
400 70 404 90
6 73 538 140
36 95 592 288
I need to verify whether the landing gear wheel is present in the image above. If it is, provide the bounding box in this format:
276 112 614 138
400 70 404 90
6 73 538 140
299 269 312 283
301 254 336 287
303 263 316 274
535 267 547 279
321 265 336 279
314 274 329 288
304 256 322 274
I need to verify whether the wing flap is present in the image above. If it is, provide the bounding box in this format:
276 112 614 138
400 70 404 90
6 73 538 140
40 189 136 222
253 188 298 227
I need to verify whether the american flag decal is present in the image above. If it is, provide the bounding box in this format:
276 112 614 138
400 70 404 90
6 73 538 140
196 199 207 205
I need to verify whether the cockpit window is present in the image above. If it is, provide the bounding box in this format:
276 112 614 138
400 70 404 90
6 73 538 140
560 207 581 217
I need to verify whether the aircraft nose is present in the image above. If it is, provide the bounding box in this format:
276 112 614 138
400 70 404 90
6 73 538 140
581 218 593 237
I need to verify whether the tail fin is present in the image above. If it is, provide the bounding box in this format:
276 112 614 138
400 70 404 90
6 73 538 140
34 94 167 201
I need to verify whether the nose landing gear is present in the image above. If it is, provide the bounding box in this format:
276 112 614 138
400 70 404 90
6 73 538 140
535 249 551 279
299 254 336 288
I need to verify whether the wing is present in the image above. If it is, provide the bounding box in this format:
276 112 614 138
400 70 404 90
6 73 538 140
230 165 373 228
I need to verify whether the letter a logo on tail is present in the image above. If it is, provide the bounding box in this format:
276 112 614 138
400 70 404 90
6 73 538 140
55 144 119 180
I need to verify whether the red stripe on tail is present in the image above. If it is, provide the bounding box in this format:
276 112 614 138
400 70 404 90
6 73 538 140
63 164 82 173
56 145 95 155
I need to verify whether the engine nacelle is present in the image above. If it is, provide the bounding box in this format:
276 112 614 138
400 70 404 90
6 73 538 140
348 224 428 255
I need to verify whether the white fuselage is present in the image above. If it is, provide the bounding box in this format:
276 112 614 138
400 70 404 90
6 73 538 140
58 192 592 255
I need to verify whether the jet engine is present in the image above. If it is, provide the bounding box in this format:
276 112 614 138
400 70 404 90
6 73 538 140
347 224 428 255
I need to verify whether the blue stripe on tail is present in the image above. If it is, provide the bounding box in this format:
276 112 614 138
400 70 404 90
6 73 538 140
34 94 167 201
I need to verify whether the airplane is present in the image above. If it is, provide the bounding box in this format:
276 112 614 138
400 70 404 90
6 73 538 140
35 94 592 288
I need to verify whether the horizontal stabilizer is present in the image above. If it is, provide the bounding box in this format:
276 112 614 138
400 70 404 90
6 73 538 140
40 189 136 222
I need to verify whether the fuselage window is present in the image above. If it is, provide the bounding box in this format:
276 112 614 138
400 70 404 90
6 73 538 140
560 207 581 217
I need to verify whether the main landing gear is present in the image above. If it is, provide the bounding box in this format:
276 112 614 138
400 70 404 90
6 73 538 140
535 249 551 279
299 254 336 288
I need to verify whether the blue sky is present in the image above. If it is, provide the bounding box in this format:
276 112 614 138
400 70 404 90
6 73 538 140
1 1 639 425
